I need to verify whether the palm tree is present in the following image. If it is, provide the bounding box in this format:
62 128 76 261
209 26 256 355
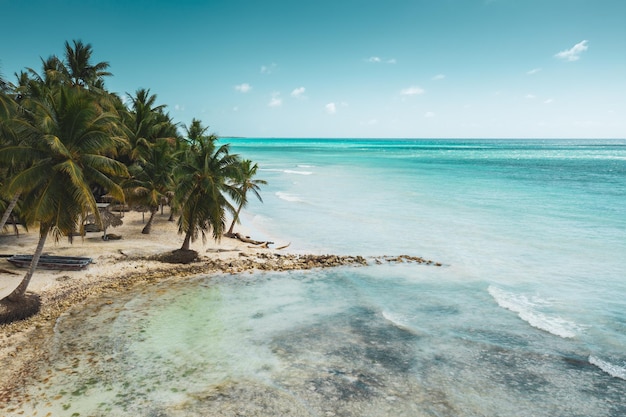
0 85 128 302
124 138 177 234
226 159 267 235
0 76 22 232
62 40 112 89
120 88 171 163
174 130 240 251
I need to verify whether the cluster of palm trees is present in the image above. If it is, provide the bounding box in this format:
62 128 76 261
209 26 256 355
0 40 266 304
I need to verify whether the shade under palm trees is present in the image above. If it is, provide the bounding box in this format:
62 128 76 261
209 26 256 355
124 138 178 234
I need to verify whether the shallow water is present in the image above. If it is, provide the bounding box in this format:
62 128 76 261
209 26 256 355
8 139 626 416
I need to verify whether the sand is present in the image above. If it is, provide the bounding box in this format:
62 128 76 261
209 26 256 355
0 210 272 400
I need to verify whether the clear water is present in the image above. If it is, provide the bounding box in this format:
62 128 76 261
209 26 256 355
11 139 626 416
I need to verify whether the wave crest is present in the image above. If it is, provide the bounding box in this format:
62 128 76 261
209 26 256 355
275 191 303 202
589 355 626 380
488 286 582 339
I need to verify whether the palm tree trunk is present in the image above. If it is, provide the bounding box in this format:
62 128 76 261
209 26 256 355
181 229 193 251
227 202 244 235
180 210 195 251
0 192 20 232
5 224 49 302
141 208 157 234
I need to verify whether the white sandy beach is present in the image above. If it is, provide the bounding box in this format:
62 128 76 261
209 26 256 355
0 210 256 300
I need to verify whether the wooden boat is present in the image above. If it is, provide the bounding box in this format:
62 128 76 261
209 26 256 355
7 255 92 271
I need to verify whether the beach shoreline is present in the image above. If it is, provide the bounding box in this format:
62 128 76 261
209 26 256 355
0 210 278 404
0 210 421 409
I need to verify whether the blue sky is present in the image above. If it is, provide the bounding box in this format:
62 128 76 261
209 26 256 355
1 0 625 138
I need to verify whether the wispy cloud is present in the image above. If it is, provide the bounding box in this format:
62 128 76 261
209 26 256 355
235 83 252 93
424 111 435 118
261 63 277 74
325 102 336 114
544 98 554 104
526 68 542 75
366 56 396 64
268 92 282 107
432 74 446 81
174 104 185 111
291 87 306 99
525 94 536 99
400 86 425 96
555 40 589 62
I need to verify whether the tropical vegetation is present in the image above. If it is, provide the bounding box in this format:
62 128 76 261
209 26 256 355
0 41 266 311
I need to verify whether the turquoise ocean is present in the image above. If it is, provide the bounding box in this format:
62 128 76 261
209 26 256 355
12 139 626 416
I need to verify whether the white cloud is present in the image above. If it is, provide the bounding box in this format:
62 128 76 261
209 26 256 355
235 83 252 93
527 68 542 75
233 106 239 112
525 94 536 99
555 40 589 62
291 87 306 98
261 63 277 74
367 118 378 125
544 98 554 104
400 86 425 96
432 74 446 81
174 104 185 111
268 92 282 107
424 111 435 118
366 56 396 64
325 102 336 114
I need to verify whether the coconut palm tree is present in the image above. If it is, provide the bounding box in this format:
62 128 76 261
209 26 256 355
124 138 177 234
62 40 112 89
0 77 23 232
226 159 267 235
0 85 128 302
120 88 172 163
174 130 240 251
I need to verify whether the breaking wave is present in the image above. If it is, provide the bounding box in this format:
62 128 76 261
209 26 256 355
488 285 582 339
589 355 626 380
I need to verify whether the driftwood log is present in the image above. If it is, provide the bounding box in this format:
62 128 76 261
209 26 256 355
230 233 274 248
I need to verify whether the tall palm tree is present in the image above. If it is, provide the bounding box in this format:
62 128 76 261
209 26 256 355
120 88 171 163
124 138 177 234
0 76 22 232
0 85 128 302
226 159 267 235
174 132 240 251
62 40 112 89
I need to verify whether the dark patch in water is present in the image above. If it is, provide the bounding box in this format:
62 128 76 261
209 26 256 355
476 347 550 392
464 328 530 348
561 354 594 370
267 307 429 416
418 304 460 316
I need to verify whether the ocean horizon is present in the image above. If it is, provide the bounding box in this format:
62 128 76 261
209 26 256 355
11 138 626 416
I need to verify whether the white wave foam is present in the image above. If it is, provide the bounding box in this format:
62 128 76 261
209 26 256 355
382 310 414 332
589 355 626 380
297 164 315 168
284 169 312 175
488 286 581 339
275 191 303 202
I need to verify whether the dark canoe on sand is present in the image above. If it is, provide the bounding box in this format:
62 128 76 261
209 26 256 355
7 255 93 271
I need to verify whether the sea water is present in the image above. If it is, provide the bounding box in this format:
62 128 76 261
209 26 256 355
9 139 626 416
